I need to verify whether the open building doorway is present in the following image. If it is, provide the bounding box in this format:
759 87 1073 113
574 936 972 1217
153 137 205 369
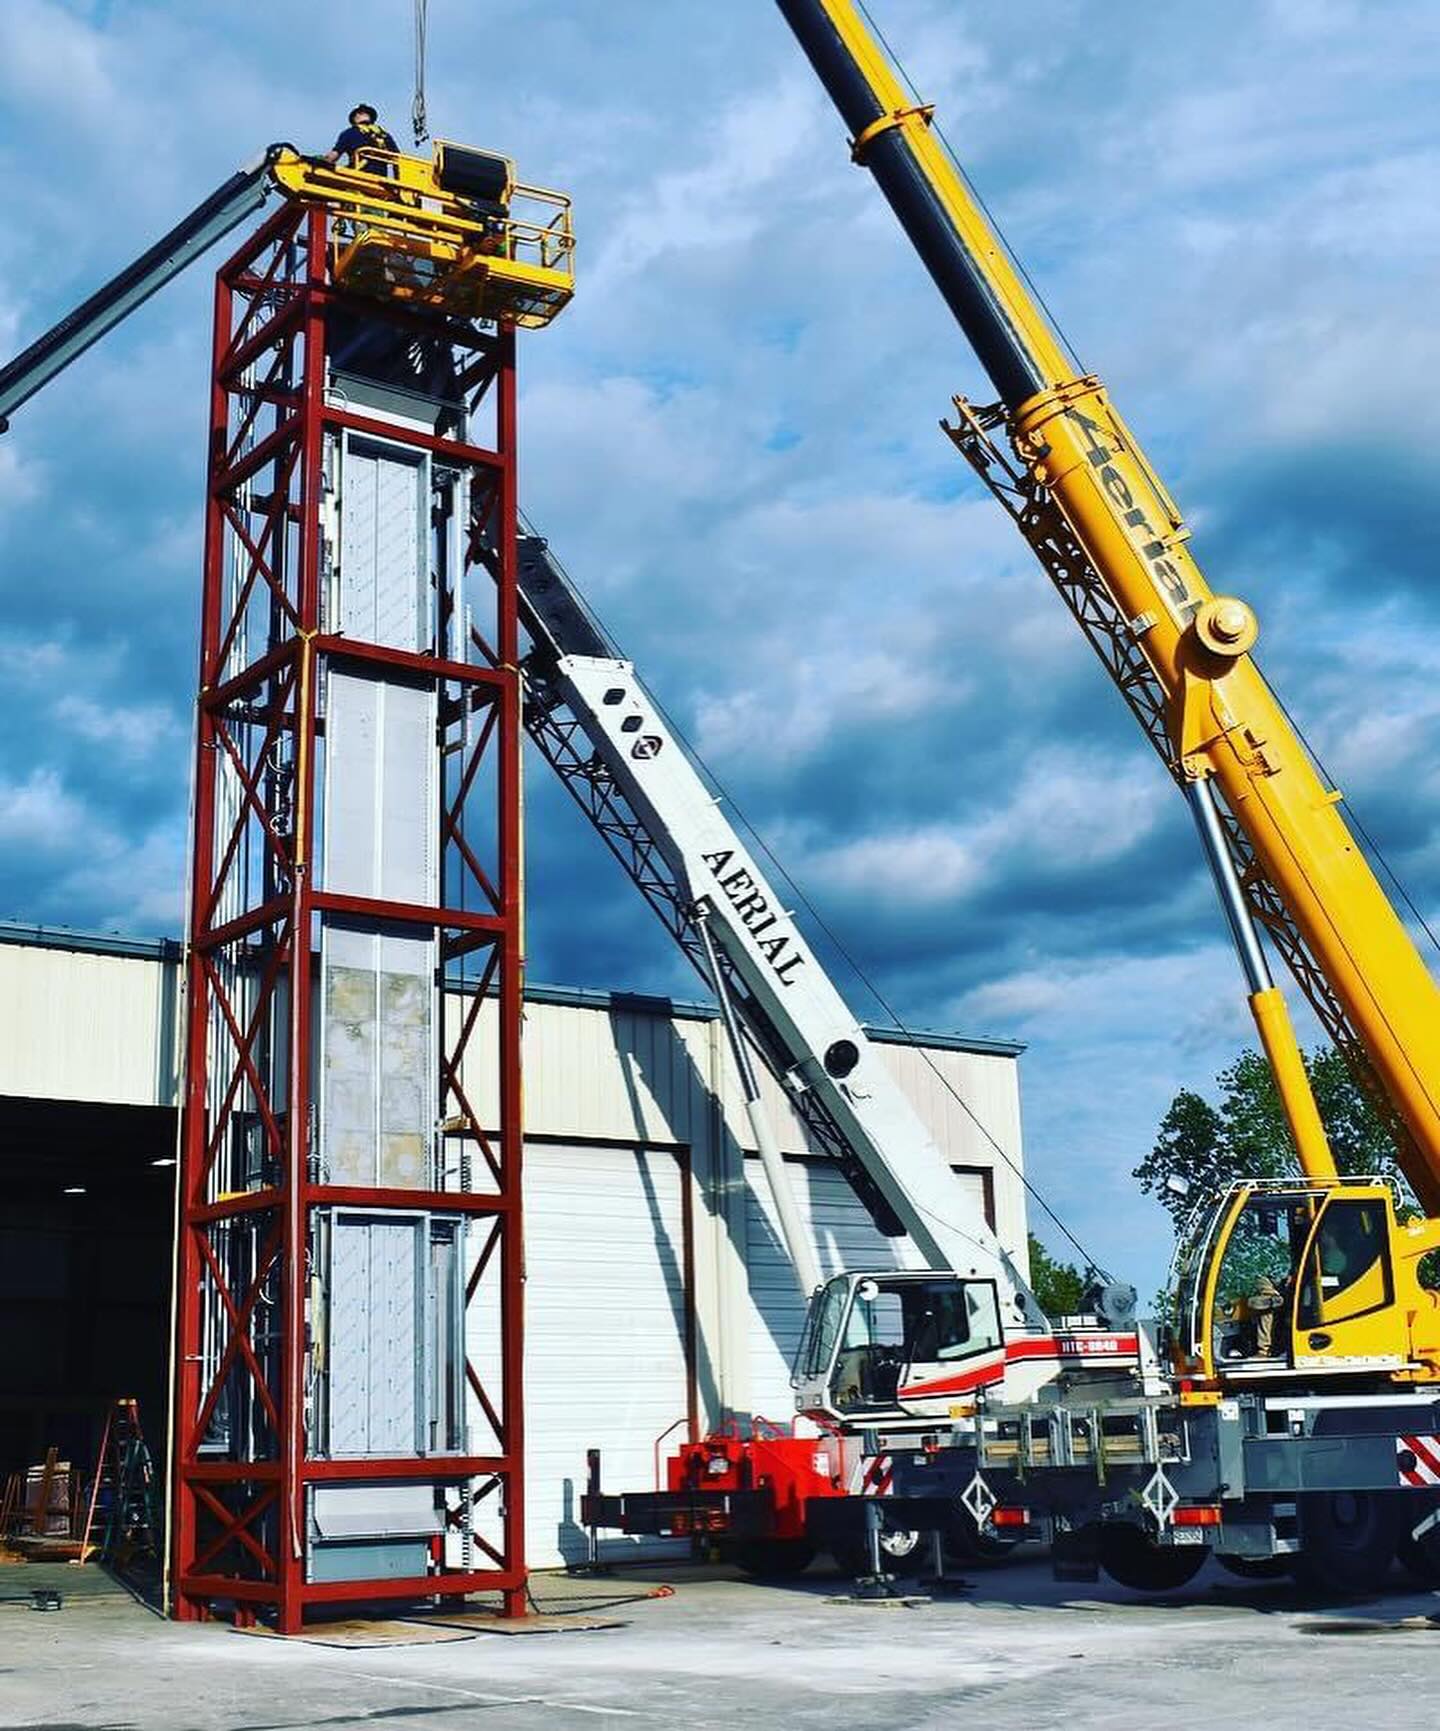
0 1097 176 1513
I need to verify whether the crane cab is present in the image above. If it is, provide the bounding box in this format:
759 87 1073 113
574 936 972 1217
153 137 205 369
793 1271 1011 1426
791 1270 1144 1425
1170 1177 1440 1387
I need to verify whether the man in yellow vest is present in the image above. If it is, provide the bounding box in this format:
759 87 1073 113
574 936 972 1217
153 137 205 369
325 104 399 171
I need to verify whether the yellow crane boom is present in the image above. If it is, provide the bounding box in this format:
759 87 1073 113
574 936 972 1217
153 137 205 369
775 0 1440 1212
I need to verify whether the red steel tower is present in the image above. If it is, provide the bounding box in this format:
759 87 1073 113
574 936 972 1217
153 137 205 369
171 147 573 1631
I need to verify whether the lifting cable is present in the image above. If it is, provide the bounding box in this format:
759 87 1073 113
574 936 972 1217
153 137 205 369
708 758 1114 1283
1260 669 1440 962
412 0 430 147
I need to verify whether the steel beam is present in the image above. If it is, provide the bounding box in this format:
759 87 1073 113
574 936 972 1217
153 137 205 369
172 203 527 1631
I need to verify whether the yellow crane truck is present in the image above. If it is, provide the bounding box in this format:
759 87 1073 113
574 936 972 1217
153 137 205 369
774 0 1440 1593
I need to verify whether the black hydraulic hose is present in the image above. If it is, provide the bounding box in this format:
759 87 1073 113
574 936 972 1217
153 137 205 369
774 0 1043 409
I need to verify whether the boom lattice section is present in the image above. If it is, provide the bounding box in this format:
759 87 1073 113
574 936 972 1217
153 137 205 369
942 398 1416 1175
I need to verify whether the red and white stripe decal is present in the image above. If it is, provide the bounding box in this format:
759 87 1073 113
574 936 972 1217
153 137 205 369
856 1454 893 1496
898 1333 1141 1401
1398 1434 1440 1487
898 1353 1004 1401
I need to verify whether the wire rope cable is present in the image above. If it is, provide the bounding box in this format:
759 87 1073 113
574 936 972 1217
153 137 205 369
665 691 1110 1279
412 0 430 147
1257 667 1440 962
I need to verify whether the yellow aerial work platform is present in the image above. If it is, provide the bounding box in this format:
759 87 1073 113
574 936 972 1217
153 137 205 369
270 140 575 329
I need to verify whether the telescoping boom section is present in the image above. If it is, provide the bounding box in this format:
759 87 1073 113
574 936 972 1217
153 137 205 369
776 1 1440 1245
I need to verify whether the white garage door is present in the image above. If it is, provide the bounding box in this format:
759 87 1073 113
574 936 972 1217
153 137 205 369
523 1143 691 1567
745 1156 992 1425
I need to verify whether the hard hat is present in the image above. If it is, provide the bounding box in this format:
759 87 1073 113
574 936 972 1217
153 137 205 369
349 103 378 123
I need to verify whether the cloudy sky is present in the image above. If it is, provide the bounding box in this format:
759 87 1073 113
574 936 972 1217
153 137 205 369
2 0 1438 1297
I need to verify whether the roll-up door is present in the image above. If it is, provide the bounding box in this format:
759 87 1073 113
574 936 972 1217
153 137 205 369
521 1143 691 1566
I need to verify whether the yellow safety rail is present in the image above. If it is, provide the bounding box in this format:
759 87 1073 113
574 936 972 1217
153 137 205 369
269 143 574 329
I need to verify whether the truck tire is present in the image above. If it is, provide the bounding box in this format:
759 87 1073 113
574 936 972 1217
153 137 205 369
1397 1495 1440 1586
1099 1524 1208 1592
831 1520 925 1579
1291 1490 1401 1595
942 1511 1021 1566
730 1538 817 1579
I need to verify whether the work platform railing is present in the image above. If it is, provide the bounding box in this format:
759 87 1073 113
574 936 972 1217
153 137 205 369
271 145 575 328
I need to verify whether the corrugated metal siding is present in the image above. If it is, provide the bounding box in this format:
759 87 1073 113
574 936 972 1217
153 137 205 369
0 945 180 1108
0 934 1029 1463
514 1143 690 1567
0 944 1024 1256
456 997 717 1148
870 1041 1029 1276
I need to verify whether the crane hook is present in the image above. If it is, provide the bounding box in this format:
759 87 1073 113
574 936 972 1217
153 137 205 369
411 0 430 147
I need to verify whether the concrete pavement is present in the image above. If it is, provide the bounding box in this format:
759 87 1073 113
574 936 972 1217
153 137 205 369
1 1555 1437 1730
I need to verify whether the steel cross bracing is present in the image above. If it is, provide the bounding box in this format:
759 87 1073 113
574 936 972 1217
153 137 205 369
942 398 1414 1175
521 660 905 1238
174 203 527 1632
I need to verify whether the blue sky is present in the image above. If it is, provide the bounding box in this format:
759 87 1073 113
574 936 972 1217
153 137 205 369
2 0 1438 1299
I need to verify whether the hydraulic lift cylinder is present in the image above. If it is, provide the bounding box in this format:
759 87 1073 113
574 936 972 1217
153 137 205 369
696 908 823 1298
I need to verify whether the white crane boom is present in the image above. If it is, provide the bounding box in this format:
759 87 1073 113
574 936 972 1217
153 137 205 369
522 593 1041 1332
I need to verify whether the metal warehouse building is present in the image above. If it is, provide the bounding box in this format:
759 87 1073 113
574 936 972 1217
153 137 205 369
0 922 1027 1568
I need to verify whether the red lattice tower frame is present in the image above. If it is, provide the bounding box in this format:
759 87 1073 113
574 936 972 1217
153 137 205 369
171 203 526 1632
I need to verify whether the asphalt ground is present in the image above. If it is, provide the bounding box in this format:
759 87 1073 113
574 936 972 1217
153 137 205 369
2 1553 1438 1730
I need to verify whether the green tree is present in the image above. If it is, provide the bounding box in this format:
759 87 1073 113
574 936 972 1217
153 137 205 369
1134 1087 1228 1228
1027 1233 1086 1317
1135 1044 1434 1296
1135 1046 1406 1224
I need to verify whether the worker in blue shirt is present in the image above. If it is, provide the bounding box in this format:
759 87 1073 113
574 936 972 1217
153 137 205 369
325 105 399 170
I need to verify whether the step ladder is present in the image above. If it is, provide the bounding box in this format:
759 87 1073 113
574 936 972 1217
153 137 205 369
80 1399 160 1571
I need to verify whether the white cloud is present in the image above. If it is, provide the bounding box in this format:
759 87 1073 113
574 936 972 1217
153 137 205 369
806 823 983 906
55 823 187 935
796 745 1160 909
0 768 85 852
0 631 67 679
0 443 43 507
0 2 113 130
694 646 960 766
53 695 180 761
590 71 824 295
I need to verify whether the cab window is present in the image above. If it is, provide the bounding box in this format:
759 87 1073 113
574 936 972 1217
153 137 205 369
1296 1199 1392 1330
829 1283 906 1414
907 1282 1002 1364
1208 1194 1313 1363
821 1279 1002 1416
1213 1199 1298 1311
796 1276 849 1382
